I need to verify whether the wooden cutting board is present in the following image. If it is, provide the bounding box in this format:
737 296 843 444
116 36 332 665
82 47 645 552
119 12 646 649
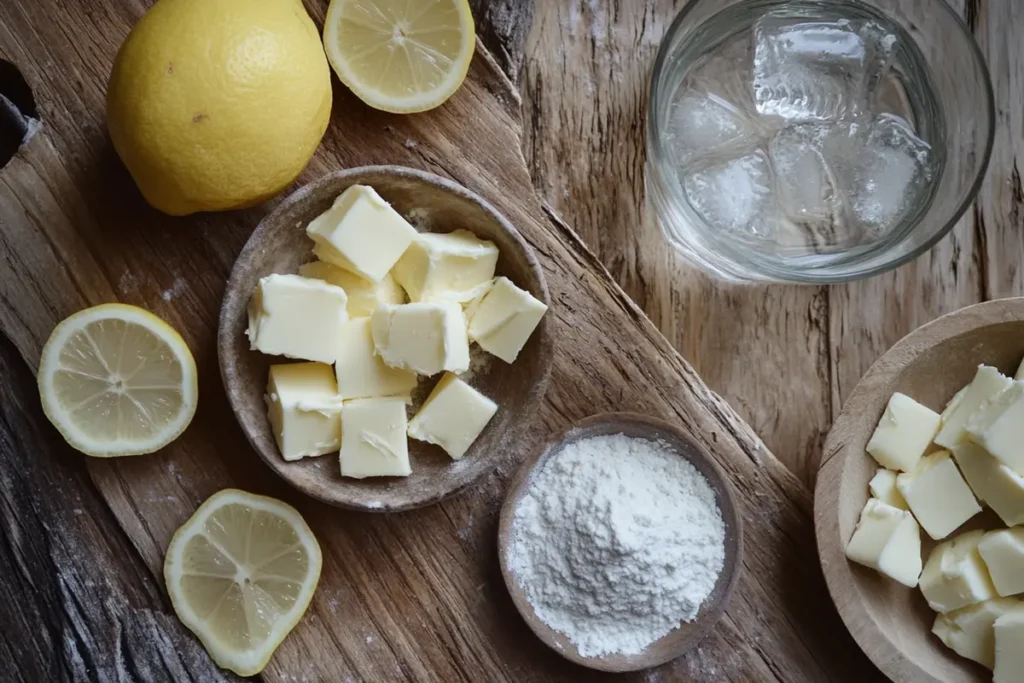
0 0 885 680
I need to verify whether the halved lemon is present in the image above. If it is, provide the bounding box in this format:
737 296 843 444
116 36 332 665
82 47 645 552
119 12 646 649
323 0 475 113
37 303 198 457
164 489 322 677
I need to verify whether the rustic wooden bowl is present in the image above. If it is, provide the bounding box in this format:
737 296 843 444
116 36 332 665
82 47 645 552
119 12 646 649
497 413 743 672
218 166 553 512
816 298 1024 683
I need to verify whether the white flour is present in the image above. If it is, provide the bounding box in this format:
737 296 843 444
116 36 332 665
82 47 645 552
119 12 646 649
507 433 726 657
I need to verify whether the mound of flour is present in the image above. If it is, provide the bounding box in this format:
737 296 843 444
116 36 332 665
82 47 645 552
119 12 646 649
506 433 726 657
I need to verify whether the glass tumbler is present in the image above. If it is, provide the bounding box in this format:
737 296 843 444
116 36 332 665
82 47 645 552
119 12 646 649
646 0 994 283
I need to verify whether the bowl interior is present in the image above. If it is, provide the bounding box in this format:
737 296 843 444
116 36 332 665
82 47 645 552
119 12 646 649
817 299 1024 683
218 166 553 512
497 413 743 672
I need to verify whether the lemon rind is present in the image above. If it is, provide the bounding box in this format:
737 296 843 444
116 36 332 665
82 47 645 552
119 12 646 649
164 489 323 677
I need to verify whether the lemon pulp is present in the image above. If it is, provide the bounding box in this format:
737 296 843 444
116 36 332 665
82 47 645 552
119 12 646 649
164 489 322 677
323 0 475 113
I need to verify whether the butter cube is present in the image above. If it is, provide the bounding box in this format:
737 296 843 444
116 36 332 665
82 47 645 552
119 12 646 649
979 529 1024 598
339 398 411 479
247 274 348 364
866 393 941 472
967 382 1024 473
392 230 499 302
868 468 908 510
896 451 981 540
933 597 1020 669
305 185 417 283
298 260 405 317
845 498 922 587
265 363 342 461
408 373 497 460
336 318 417 400
467 277 547 364
994 607 1024 683
920 531 997 613
935 366 1012 449
371 302 470 375
952 441 1024 527
941 386 968 424
1017 358 1024 381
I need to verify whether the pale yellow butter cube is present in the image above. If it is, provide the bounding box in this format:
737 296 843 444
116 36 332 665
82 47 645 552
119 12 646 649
920 531 997 613
298 260 405 317
935 366 1012 449
336 318 417 400
845 498 922 587
933 597 1021 669
896 450 981 540
265 363 342 461
967 382 1024 473
868 468 908 510
392 230 499 302
941 386 968 424
371 302 470 375
865 393 941 472
467 276 547 364
305 185 417 283
408 373 497 460
246 274 348 364
994 607 1024 683
979 529 1024 598
952 441 1024 527
339 397 410 479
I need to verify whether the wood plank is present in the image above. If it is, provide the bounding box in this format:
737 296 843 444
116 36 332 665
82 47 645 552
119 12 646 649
0 332 234 682
0 0 880 680
521 0 833 488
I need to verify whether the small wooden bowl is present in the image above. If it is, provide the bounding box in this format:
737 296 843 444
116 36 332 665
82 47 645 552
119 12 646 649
816 298 1024 683
218 166 553 512
497 413 743 672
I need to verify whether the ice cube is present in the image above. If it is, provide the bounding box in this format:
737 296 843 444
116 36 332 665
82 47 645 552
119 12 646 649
666 92 752 163
753 17 897 122
682 151 773 235
824 114 934 232
770 124 840 220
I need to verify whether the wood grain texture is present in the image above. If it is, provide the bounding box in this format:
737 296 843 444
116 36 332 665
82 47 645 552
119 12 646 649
0 0 879 681
817 298 1024 683
522 0 1022 490
521 0 834 488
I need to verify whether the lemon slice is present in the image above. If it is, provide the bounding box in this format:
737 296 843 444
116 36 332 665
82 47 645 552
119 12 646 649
323 0 475 113
37 303 198 457
164 489 322 677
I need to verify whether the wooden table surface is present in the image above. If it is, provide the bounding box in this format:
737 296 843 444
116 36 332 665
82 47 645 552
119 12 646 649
0 0 1015 681
526 0 1023 488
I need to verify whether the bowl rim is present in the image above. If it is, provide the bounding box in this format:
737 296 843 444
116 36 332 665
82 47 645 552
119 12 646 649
497 411 744 672
217 165 553 512
815 297 1024 683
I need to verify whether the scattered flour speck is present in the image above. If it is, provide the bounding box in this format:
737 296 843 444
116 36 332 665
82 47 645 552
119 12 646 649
161 277 186 302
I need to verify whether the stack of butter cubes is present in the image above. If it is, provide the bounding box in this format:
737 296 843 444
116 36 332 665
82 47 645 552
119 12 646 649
845 358 1024 680
247 184 547 479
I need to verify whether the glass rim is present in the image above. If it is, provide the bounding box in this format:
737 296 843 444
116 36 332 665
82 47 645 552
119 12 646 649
645 0 996 284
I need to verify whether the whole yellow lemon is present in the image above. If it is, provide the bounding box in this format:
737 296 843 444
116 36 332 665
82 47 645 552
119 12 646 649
106 0 331 216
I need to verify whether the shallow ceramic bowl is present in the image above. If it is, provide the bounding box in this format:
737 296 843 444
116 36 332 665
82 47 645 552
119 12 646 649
815 298 1024 683
497 413 743 672
218 166 553 512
